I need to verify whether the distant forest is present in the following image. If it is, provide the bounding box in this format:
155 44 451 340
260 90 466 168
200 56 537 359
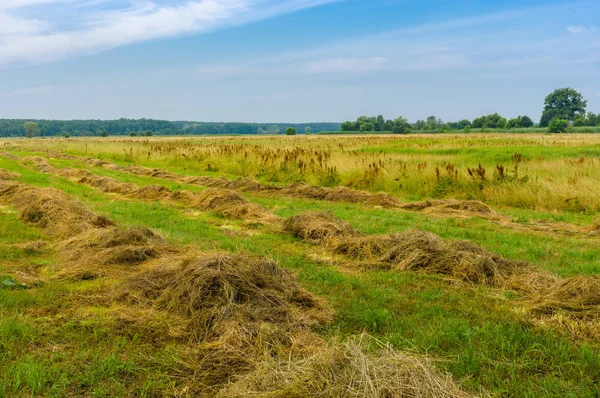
0 119 340 137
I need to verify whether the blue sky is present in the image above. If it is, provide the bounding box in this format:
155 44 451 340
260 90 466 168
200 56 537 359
0 0 598 122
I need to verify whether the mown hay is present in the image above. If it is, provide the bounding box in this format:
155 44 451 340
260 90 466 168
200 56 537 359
0 152 21 161
401 199 497 218
283 212 361 243
24 156 54 173
218 335 475 398
191 188 278 223
58 226 168 267
281 183 402 208
0 169 20 181
333 234 403 259
0 182 113 238
380 231 529 285
115 253 333 391
528 276 600 319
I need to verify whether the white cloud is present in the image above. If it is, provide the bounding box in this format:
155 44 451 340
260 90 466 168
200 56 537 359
567 25 597 34
0 0 341 65
305 57 388 74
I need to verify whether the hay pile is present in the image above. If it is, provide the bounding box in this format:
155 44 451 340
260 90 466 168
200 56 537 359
401 199 497 218
332 230 531 286
283 212 361 243
0 169 19 181
191 188 278 223
58 227 168 267
219 335 475 398
281 183 402 208
0 152 22 161
0 181 113 239
528 276 600 319
114 253 334 391
24 156 54 173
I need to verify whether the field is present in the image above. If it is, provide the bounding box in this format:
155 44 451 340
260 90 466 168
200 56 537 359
1 134 599 397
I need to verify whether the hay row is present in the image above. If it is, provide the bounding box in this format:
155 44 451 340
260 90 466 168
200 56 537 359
37 150 505 217
0 177 475 397
286 211 600 340
22 157 279 225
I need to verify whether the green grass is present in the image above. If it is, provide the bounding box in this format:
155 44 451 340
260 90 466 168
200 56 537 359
1 154 600 396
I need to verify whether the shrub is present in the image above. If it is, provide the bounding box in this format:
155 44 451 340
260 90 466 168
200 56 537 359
285 128 297 136
548 118 569 133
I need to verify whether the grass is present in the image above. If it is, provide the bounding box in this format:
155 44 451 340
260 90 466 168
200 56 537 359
1 138 600 396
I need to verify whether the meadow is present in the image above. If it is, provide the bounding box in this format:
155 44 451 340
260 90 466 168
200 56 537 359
1 134 599 397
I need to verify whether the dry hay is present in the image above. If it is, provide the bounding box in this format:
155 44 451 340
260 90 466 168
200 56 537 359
333 234 403 259
283 211 361 243
0 169 20 181
23 156 54 173
58 226 168 268
0 181 114 239
191 188 279 223
401 199 497 218
527 276 600 319
114 253 334 391
218 334 475 398
0 152 21 161
380 231 530 286
281 183 402 208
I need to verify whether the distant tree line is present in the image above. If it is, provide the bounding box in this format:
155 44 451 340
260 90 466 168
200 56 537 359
341 88 599 134
0 119 340 138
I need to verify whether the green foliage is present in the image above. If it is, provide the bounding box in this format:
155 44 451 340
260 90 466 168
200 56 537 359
285 127 297 136
392 117 411 134
129 132 137 137
23 122 40 138
144 130 153 136
304 126 312 135
520 115 534 128
548 118 569 133
360 122 374 132
540 88 587 127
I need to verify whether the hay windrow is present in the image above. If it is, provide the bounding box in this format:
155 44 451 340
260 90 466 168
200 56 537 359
0 181 114 239
401 199 498 218
283 211 361 243
26 158 279 224
0 169 20 181
527 276 600 319
218 334 476 398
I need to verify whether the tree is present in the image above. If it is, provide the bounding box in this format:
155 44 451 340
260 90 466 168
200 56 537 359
130 132 137 137
24 121 40 138
520 115 534 128
548 118 569 133
472 116 486 129
145 130 153 136
573 116 587 127
383 120 394 131
340 121 355 131
101 130 108 137
392 117 411 134
484 113 507 129
360 123 374 132
540 88 587 127
285 127 297 135
304 126 312 135
505 117 521 129
456 119 471 129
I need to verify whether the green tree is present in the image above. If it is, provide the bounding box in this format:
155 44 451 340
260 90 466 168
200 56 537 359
101 130 108 137
392 117 411 134
540 88 587 127
573 116 587 127
285 127 297 135
340 121 355 131
360 122 374 132
484 113 506 129
548 118 569 133
519 115 534 128
383 120 394 131
23 121 40 138
304 126 312 135
145 130 153 136
456 119 471 129
130 132 137 137
472 116 486 129
505 117 521 129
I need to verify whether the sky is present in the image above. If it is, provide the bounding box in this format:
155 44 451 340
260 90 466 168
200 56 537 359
0 0 599 123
